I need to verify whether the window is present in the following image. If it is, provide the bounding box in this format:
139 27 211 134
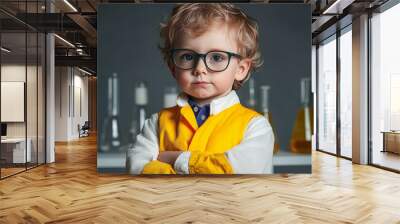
339 27 352 158
317 35 337 154
370 2 400 171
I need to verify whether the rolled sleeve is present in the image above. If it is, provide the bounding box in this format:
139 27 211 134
225 116 274 174
172 116 274 174
173 151 191 174
126 113 160 174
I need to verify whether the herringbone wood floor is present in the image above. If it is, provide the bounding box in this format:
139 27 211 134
1 135 400 224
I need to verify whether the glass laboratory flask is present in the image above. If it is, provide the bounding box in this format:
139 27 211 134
259 85 280 154
164 86 178 108
247 77 256 109
290 77 313 154
100 73 122 152
134 82 148 133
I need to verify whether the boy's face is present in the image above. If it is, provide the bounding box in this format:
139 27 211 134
169 22 251 103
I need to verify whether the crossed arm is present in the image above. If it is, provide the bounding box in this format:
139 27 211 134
127 113 274 174
157 151 182 166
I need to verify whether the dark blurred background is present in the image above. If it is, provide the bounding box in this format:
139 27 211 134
98 3 311 152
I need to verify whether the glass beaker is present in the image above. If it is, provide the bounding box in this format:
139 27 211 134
248 77 256 109
100 73 122 152
290 77 313 154
259 85 280 154
134 82 148 132
164 86 178 108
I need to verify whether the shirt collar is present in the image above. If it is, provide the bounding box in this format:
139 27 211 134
187 97 206 109
176 90 240 115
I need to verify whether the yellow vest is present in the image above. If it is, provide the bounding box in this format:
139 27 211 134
142 103 260 174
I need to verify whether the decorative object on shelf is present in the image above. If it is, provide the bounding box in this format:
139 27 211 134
259 85 280 154
100 73 122 152
290 77 313 154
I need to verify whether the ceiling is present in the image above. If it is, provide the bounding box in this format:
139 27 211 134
0 0 389 75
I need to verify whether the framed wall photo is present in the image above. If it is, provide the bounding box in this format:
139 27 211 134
97 3 312 174
1 81 25 122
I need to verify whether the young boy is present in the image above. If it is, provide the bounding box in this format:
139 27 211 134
127 3 274 174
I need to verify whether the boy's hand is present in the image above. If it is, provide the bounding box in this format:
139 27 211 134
157 151 183 166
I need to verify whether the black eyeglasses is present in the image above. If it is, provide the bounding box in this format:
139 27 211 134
170 48 242 72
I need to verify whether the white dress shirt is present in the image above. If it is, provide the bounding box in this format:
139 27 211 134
127 91 274 174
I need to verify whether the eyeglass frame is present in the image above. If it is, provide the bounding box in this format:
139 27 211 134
169 48 242 72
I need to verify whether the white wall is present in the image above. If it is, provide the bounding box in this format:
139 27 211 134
73 72 89 137
1 65 40 138
55 67 89 141
1 65 26 133
1 63 46 164
55 66 69 141
1 65 26 141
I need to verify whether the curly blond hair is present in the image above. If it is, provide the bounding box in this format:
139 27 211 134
159 3 263 90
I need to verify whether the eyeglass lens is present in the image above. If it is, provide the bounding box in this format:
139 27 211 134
172 50 231 72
